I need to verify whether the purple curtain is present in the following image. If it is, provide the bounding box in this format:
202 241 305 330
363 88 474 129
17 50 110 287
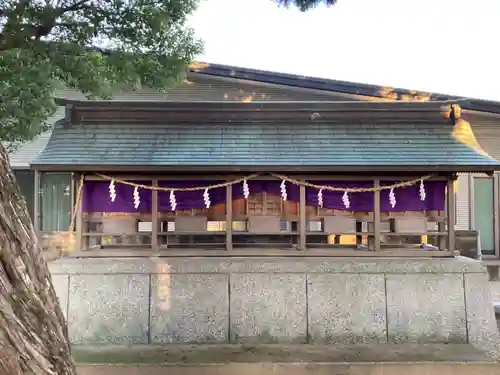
83 181 152 213
305 181 374 211
231 180 300 202
379 181 445 212
82 179 446 213
158 181 226 211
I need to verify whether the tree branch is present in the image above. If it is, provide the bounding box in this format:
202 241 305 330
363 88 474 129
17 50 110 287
61 0 90 12
0 0 95 52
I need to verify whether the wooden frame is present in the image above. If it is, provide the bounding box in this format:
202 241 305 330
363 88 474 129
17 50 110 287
68 174 457 258
74 172 84 251
469 174 500 259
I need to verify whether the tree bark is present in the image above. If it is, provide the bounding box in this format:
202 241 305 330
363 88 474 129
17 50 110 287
0 143 76 375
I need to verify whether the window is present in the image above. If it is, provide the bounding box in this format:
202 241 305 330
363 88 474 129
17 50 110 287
13 169 34 222
474 177 495 255
40 173 72 232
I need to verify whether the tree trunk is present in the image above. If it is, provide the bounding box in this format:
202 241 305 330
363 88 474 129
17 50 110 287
0 143 76 375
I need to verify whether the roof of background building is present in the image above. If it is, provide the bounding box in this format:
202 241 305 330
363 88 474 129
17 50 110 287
188 62 500 115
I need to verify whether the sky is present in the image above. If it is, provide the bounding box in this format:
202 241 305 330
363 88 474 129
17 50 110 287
189 0 500 101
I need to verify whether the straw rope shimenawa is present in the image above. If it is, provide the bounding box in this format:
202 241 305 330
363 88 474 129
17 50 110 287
93 172 436 193
48 172 436 255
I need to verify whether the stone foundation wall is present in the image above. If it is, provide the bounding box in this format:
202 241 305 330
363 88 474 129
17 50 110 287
49 256 500 356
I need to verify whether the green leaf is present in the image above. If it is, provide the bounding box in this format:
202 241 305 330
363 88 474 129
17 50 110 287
0 0 203 144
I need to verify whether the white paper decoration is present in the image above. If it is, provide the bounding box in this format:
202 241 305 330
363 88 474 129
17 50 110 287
169 190 177 211
389 188 396 208
317 189 323 207
109 180 116 202
342 191 350 209
280 180 287 201
243 179 250 199
133 186 140 209
203 188 211 208
419 179 426 201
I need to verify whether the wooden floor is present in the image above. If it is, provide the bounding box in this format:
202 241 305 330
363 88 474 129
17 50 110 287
63 247 456 258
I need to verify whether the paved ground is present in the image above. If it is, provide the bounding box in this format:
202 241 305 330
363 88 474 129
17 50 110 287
73 343 493 364
76 363 500 375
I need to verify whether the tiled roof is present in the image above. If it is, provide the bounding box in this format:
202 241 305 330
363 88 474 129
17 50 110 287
31 110 500 172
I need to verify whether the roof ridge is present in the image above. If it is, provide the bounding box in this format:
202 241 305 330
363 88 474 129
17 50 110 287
189 62 500 114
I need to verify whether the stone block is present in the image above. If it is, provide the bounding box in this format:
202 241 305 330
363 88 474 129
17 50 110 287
386 274 466 343
67 274 149 344
464 274 500 357
51 274 69 319
230 273 307 343
308 274 386 344
150 274 229 343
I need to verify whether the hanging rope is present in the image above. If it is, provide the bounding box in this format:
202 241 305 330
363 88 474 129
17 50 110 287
270 173 436 193
94 173 261 192
94 172 437 193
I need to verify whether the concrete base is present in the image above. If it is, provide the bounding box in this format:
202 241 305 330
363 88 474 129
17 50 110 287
74 344 499 375
49 256 500 357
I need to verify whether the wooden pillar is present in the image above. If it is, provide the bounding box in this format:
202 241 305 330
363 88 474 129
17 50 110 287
226 184 233 251
299 184 306 251
373 180 381 251
74 173 84 252
438 221 446 250
33 170 41 238
447 178 456 252
151 180 159 252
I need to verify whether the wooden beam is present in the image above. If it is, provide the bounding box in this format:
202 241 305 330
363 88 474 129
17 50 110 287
37 163 492 173
151 180 159 252
74 173 84 252
226 184 233 251
447 178 456 252
373 180 381 251
83 174 450 182
299 184 307 251
67 248 456 259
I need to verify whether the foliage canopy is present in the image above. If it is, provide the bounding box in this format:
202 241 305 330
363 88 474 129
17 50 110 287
276 0 338 11
0 0 202 149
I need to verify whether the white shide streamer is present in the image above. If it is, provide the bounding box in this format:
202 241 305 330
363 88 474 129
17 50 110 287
317 189 323 208
109 180 117 202
389 188 396 208
243 179 250 199
133 186 140 209
203 188 211 208
342 191 350 209
419 179 426 201
169 190 177 211
280 180 287 201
